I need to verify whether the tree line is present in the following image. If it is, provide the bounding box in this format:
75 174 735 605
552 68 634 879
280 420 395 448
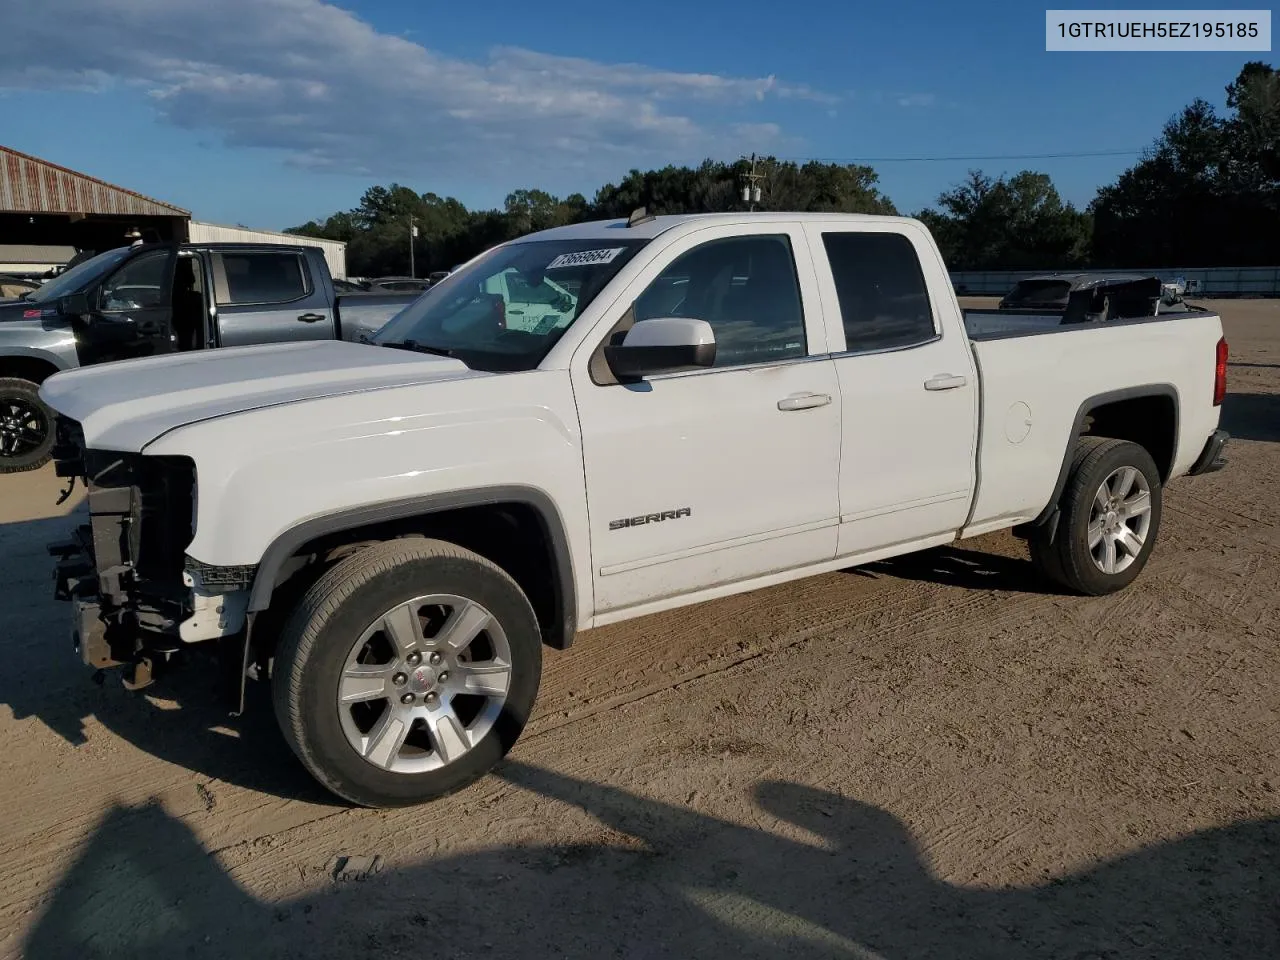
287 62 1278 276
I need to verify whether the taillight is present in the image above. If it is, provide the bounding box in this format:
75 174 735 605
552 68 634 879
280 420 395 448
1213 336 1228 406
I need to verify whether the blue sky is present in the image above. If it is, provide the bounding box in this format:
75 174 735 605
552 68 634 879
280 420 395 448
0 0 1267 230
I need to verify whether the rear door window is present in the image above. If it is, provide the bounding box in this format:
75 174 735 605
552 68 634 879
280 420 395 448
218 251 309 305
821 232 936 352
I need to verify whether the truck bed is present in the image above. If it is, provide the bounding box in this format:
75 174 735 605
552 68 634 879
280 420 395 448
961 308 1225 536
962 306 1217 341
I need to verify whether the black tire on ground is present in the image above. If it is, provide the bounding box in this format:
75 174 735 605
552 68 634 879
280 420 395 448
1029 437 1164 596
0 377 55 474
272 538 542 808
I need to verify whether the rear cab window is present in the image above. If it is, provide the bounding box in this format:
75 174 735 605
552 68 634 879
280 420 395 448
820 232 937 353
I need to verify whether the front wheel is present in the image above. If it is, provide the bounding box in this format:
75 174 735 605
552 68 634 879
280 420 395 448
272 539 542 807
1029 437 1163 596
0 378 55 474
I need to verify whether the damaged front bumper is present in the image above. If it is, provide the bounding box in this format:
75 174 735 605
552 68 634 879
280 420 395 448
48 526 167 689
45 416 253 692
49 527 117 670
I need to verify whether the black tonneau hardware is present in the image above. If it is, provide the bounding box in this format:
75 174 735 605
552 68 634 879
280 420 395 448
1062 276 1165 324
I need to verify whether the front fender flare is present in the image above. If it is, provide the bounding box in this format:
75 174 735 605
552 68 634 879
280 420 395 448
244 485 579 646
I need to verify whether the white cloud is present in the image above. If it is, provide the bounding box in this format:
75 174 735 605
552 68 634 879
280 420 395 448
895 93 937 108
0 0 831 187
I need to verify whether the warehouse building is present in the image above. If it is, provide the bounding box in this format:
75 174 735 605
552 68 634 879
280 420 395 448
0 144 347 279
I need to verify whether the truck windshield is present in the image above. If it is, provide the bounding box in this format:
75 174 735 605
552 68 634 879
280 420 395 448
26 247 134 303
373 238 649 371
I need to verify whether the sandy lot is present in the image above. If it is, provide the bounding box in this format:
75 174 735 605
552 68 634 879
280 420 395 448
1 300 1277 959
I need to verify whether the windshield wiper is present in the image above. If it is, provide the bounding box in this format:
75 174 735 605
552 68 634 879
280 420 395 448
380 338 454 358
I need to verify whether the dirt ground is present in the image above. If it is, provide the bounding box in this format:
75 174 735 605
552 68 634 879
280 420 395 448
1 300 1277 959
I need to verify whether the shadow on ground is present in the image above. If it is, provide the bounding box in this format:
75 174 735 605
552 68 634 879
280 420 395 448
856 545 1060 596
1220 392 1280 443
22 760 1280 959
0 510 333 804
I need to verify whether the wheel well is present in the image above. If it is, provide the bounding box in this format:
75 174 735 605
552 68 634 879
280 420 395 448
0 356 61 386
1015 388 1178 539
1080 393 1177 480
253 502 572 659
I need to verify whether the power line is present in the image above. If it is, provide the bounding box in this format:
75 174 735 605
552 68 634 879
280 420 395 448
781 148 1146 164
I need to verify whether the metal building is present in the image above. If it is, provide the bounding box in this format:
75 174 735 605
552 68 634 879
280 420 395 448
1 144 191 261
1 145 349 279
0 244 77 275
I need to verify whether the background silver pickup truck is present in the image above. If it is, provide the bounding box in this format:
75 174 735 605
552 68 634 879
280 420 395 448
0 241 421 473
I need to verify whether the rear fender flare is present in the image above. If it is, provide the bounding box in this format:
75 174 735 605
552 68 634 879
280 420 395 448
1026 384 1179 539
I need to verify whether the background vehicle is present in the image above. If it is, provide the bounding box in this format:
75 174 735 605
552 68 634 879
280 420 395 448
363 277 433 294
0 274 41 299
40 213 1228 808
0 242 420 472
997 272 1192 312
480 264 578 333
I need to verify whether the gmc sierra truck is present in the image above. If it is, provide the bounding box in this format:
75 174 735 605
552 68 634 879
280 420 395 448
0 242 419 473
39 212 1230 807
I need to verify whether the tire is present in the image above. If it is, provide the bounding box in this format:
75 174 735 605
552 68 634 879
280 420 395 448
1028 437 1163 596
0 378 55 474
272 538 542 807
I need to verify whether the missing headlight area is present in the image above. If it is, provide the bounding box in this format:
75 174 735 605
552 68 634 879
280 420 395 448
49 421 198 638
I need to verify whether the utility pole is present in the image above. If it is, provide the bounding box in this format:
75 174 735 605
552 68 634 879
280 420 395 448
741 153 765 212
408 215 418 278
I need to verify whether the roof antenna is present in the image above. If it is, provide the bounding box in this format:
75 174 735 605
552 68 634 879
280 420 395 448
627 207 655 227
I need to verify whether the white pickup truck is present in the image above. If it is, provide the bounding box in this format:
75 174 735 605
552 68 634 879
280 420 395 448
40 212 1230 807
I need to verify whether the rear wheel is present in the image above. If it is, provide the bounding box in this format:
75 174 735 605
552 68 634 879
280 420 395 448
1029 437 1163 596
0 378 55 474
272 538 542 807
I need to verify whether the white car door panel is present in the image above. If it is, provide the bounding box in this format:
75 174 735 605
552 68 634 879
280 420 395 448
803 223 979 557
571 223 843 613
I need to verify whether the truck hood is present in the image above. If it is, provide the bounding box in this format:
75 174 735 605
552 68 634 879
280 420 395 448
40 340 487 452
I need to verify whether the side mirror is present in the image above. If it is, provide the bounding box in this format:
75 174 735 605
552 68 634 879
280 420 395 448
604 317 716 380
60 292 91 317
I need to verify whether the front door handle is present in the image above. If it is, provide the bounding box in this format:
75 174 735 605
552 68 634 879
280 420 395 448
777 392 832 411
924 374 967 391
297 313 325 323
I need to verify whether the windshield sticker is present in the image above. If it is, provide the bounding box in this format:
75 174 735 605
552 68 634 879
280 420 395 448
546 248 625 270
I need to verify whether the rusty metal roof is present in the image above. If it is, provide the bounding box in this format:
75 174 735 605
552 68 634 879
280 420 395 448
0 145 190 218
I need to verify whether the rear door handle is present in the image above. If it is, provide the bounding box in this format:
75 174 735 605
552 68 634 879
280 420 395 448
924 374 967 391
297 313 325 323
777 392 832 411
